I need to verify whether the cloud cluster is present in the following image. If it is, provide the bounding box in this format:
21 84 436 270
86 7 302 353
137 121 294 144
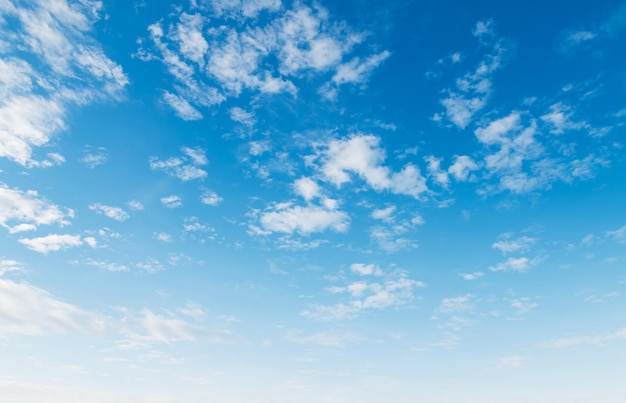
138 1 388 119
0 0 127 165
149 147 209 181
302 265 424 320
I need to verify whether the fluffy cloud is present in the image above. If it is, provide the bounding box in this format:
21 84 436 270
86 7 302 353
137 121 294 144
492 235 536 254
138 2 387 118
256 202 349 235
448 155 479 181
489 257 540 273
0 0 127 165
18 234 86 254
317 134 428 198
0 183 73 233
201 190 223 206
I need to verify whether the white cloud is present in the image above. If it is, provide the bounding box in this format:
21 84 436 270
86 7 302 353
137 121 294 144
371 206 396 223
489 257 540 273
370 226 418 253
18 234 84 254
229 107 256 127
201 190 223 206
162 91 203 120
438 21 509 129
154 232 173 242
0 183 72 233
286 330 359 348
459 272 483 281
89 203 129 221
257 202 349 235
80 147 107 168
350 263 383 276
509 297 538 315
138 2 387 117
499 356 525 368
425 156 449 186
492 235 536 254
150 147 208 181
303 270 424 321
448 155 478 181
136 258 165 273
0 278 107 337
0 0 127 165
317 134 428 198
160 195 183 208
542 328 626 348
540 102 586 134
607 225 626 244
436 294 475 313
293 177 321 201
127 200 144 211
84 259 128 272
0 260 25 277
138 309 234 343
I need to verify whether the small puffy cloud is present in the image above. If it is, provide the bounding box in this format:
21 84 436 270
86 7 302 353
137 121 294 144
0 183 73 233
153 232 173 242
371 206 396 223
448 155 479 181
425 156 449 186
18 234 84 254
492 235 536 254
490 257 540 273
201 190 223 206
127 200 144 210
459 272 483 281
89 203 130 221
257 202 349 235
150 147 208 181
160 195 182 208
350 263 383 276
293 177 320 201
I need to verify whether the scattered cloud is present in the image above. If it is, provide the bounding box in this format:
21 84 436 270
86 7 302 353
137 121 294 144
0 183 73 233
89 203 130 222
254 202 349 236
80 147 107 168
607 225 626 244
459 272 483 281
542 328 626 348
150 147 208 181
489 256 541 273
160 195 183 208
18 234 86 254
492 235 536 254
302 268 424 320
201 189 223 206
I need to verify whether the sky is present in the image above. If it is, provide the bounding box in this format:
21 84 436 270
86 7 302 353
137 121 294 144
0 0 625 401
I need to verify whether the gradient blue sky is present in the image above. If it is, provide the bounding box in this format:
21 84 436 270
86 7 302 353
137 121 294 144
1 0 626 401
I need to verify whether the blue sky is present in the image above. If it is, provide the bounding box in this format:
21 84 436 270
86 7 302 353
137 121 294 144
1 0 625 401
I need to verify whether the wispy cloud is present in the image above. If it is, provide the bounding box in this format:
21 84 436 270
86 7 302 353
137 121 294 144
0 0 127 165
